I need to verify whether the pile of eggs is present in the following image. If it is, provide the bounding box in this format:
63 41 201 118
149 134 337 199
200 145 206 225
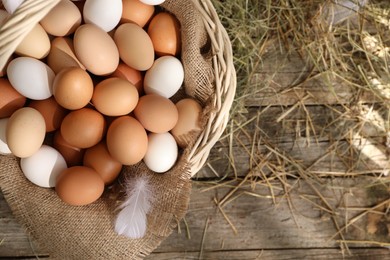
0 0 203 206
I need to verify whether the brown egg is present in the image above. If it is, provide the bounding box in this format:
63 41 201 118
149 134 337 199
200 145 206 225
60 108 105 149
83 141 122 185
53 130 85 166
111 63 144 94
29 97 68 132
121 0 154 27
92 77 139 116
148 12 181 56
171 98 202 148
53 67 94 110
47 37 86 74
134 94 178 133
114 23 154 71
56 166 105 206
0 78 26 118
106 116 148 165
40 0 81 36
15 24 51 59
74 24 119 76
6 107 46 158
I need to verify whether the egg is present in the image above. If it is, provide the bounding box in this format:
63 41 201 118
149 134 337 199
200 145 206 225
139 0 165 5
106 116 148 165
40 0 81 36
6 107 46 158
148 12 181 56
134 94 178 133
7 57 55 100
121 0 154 27
92 77 139 116
2 0 24 14
29 97 68 132
143 132 178 173
83 0 122 32
112 63 144 95
114 23 154 71
143 56 184 98
53 67 94 110
0 78 26 118
15 24 51 59
74 24 119 75
47 37 86 74
171 98 202 148
53 130 85 166
20 145 67 188
0 118 11 155
56 166 105 206
83 141 122 185
60 108 106 149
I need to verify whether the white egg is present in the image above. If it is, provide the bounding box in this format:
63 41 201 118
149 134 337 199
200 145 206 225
21 145 67 188
139 0 165 5
0 118 11 155
143 132 178 173
83 0 122 32
144 56 184 98
2 0 24 14
7 57 55 100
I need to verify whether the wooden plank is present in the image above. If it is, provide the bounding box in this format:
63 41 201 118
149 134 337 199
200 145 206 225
2 249 390 260
153 180 389 253
243 46 379 107
0 192 45 258
196 105 390 179
2 179 387 258
147 248 390 260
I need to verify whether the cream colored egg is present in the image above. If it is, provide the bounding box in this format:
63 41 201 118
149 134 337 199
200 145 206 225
15 24 50 59
40 0 82 36
114 23 154 71
6 107 46 158
171 98 202 148
47 37 86 74
74 24 119 75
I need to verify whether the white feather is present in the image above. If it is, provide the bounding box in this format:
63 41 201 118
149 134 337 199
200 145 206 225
114 176 152 239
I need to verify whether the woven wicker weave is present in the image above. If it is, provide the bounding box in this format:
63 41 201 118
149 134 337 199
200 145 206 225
0 0 236 257
0 0 236 177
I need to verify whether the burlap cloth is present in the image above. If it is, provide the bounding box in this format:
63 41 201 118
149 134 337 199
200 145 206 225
0 0 215 258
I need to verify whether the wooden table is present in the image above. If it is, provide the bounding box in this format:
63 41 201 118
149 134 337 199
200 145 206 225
1 46 390 260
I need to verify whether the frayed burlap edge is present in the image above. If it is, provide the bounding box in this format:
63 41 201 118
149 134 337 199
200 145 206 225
0 152 193 259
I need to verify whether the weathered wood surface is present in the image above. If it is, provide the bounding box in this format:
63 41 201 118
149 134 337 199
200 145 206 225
1 179 390 259
2 39 390 260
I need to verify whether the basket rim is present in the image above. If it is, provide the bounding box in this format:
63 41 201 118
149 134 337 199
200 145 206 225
188 0 236 175
0 0 237 177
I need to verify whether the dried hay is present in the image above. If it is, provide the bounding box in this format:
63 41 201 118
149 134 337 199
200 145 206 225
192 0 390 255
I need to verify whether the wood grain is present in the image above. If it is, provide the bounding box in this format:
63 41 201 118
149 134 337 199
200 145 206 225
2 29 390 260
1 179 389 259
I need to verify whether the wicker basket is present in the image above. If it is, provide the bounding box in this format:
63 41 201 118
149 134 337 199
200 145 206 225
0 0 236 176
0 0 236 258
